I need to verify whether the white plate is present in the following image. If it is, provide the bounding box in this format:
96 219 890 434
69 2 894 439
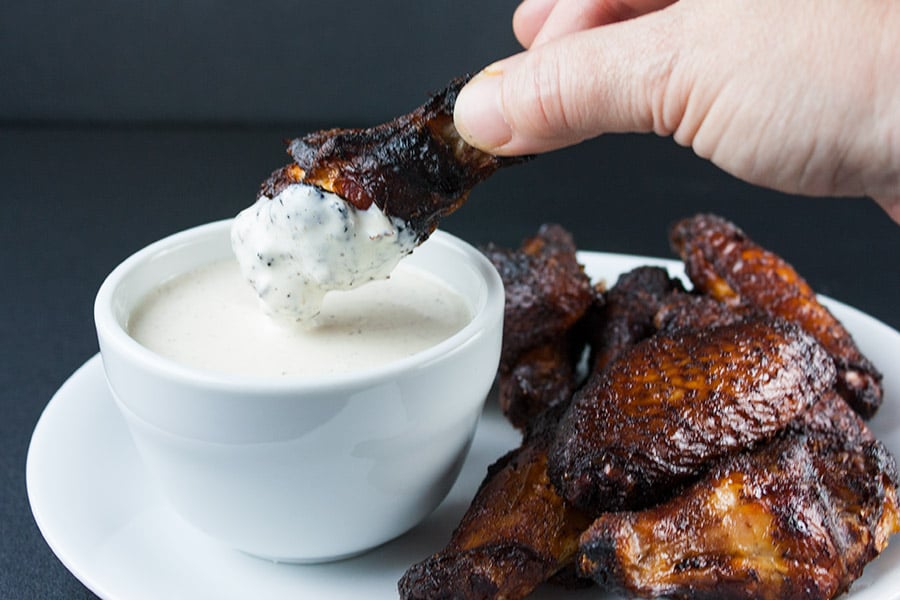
26 252 900 600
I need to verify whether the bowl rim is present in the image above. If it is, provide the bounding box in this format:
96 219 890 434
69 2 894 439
94 219 504 395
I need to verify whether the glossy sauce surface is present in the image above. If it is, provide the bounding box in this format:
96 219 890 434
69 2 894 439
128 258 471 377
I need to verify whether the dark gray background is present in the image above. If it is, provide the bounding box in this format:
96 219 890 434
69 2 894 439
2 2 898 598
2 1 521 124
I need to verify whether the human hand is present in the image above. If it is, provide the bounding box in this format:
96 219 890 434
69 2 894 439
453 0 900 222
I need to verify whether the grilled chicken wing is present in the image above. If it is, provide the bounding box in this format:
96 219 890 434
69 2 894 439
498 335 585 431
652 292 748 333
670 213 883 418
548 318 837 515
482 225 595 428
399 401 593 600
586 266 684 373
400 215 893 599
578 393 900 600
260 76 526 239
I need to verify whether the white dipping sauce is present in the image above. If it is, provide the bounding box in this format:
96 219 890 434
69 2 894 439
127 259 472 378
231 184 418 323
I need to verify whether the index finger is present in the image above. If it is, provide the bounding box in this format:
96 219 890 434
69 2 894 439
530 0 679 47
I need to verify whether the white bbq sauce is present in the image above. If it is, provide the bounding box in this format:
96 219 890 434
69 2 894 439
127 259 472 377
231 183 419 322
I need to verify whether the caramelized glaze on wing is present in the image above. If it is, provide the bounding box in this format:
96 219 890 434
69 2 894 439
548 318 836 514
260 76 527 238
578 393 900 600
401 215 894 599
498 335 584 431
670 213 883 417
586 266 684 373
399 402 592 600
653 292 748 333
483 225 595 428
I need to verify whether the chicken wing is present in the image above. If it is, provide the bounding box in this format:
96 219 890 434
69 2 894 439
670 213 883 418
578 393 900 600
498 335 585 432
548 318 836 515
652 291 749 333
586 266 684 373
482 225 596 428
399 401 593 600
260 76 527 239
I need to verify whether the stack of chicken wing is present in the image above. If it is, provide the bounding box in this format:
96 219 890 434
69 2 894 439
399 214 898 600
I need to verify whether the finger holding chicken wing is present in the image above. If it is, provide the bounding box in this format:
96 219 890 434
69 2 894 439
232 77 526 322
263 75 527 238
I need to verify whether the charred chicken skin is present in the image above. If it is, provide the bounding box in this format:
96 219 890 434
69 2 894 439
498 336 586 432
586 266 684 373
578 392 900 600
399 219 894 600
652 290 750 333
260 76 526 239
399 401 593 600
670 213 883 418
482 225 596 429
548 318 837 515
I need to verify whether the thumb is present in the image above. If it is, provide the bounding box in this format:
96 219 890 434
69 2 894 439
454 10 685 156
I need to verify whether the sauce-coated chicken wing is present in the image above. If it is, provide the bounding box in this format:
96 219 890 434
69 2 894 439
260 76 527 239
578 393 900 600
670 213 883 417
482 225 595 428
548 318 836 515
399 402 592 600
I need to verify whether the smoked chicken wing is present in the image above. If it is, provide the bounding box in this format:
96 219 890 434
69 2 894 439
482 225 596 429
652 291 749 333
585 266 684 373
400 215 894 599
548 318 836 515
670 213 883 417
399 401 593 600
260 76 527 239
578 392 900 600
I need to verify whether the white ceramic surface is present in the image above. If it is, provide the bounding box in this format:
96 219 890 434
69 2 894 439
28 252 900 599
92 221 505 562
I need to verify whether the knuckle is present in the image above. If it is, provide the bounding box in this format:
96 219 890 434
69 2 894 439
505 50 575 140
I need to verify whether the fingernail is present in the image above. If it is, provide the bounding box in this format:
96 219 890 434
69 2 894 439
454 63 512 152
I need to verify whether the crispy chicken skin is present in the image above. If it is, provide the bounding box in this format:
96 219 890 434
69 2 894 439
578 393 900 600
587 266 684 373
548 318 837 515
482 225 595 428
483 224 595 366
259 76 527 238
399 402 593 600
670 213 883 418
498 335 584 431
653 291 749 333
401 216 894 598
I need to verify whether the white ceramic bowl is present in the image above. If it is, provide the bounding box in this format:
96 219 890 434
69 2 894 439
94 220 504 562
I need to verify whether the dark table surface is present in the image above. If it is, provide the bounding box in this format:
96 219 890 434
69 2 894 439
2 123 898 598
